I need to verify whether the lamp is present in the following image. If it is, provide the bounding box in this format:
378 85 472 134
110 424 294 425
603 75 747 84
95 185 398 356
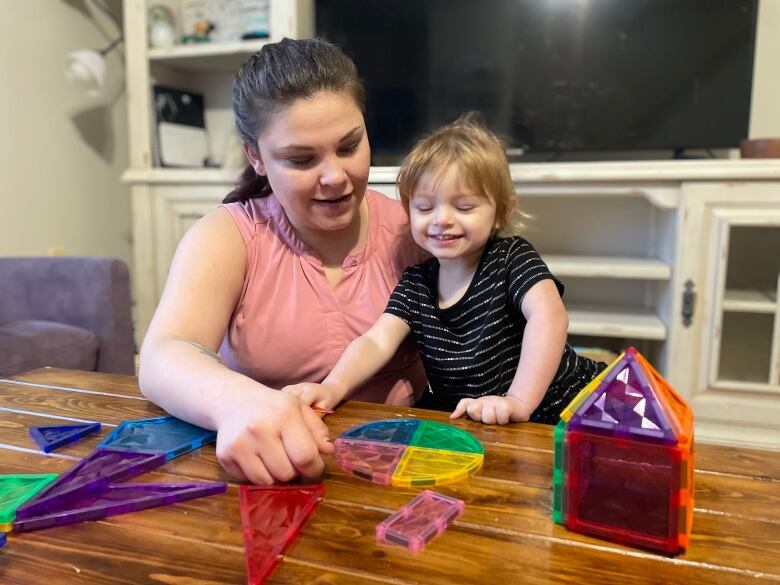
64 0 123 99
65 49 109 98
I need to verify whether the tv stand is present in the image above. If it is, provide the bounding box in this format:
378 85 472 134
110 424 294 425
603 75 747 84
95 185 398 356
672 147 710 160
122 159 780 450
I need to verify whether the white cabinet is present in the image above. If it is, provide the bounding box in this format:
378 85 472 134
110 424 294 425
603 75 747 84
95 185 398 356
121 0 313 335
369 163 780 449
673 183 780 448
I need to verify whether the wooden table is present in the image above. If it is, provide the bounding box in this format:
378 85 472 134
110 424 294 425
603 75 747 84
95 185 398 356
0 369 778 584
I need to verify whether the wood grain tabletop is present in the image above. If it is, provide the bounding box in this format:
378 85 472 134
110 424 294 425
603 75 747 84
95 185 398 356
0 368 778 584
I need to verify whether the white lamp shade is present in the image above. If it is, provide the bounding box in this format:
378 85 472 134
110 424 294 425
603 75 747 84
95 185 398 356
64 49 107 98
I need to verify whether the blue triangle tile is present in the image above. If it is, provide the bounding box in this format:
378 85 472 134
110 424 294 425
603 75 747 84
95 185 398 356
29 423 102 453
98 416 216 460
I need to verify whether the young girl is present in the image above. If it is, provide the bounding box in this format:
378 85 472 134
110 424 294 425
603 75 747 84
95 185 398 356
283 117 604 425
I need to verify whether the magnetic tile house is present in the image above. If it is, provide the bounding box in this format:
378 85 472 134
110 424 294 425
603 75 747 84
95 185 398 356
553 347 694 554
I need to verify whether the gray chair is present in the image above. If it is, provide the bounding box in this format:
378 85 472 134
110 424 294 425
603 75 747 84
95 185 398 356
0 257 135 377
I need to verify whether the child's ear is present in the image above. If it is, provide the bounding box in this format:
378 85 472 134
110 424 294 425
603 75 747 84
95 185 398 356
243 144 266 176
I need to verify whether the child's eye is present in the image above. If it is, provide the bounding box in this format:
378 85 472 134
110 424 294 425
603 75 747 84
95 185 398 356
414 205 433 212
456 205 476 211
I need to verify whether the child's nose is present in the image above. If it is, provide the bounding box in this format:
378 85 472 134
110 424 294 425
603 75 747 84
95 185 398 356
433 206 454 225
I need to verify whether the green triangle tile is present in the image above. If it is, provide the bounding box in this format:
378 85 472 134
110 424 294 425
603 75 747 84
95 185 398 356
0 474 59 524
409 420 484 455
552 419 567 524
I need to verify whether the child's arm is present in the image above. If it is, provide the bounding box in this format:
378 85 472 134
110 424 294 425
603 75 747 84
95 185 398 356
283 313 411 409
451 279 568 424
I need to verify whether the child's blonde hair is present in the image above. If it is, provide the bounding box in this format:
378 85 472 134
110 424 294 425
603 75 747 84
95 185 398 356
397 114 519 234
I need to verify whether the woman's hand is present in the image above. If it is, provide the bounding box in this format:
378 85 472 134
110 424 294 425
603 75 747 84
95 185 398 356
282 382 345 411
214 387 333 485
450 395 533 425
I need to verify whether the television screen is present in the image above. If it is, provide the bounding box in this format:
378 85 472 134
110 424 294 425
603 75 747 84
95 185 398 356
316 0 758 164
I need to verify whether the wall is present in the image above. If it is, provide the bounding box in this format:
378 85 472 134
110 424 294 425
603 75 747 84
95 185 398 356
0 1 130 263
749 0 780 138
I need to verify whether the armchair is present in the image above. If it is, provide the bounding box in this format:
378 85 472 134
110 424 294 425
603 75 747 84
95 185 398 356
0 257 135 377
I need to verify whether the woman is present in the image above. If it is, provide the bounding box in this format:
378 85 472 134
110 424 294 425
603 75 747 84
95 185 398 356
139 38 427 485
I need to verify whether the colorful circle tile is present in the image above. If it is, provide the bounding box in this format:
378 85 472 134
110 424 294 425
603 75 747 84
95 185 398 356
334 419 484 486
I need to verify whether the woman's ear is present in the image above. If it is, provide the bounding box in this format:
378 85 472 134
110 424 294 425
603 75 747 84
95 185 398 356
243 144 265 176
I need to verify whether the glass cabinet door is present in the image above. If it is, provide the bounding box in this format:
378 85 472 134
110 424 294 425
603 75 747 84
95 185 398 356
673 183 780 449
711 223 780 389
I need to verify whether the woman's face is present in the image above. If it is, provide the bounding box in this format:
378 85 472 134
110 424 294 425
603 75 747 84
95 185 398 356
247 91 371 238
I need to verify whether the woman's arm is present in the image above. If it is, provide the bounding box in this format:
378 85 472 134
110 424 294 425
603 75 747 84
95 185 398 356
139 208 332 484
283 313 411 408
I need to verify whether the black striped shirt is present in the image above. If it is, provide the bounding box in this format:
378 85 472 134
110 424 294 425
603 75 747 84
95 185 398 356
385 236 600 417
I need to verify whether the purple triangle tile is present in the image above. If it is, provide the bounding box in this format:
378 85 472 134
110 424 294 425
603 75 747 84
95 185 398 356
569 353 675 443
29 423 102 453
13 481 227 532
15 448 166 519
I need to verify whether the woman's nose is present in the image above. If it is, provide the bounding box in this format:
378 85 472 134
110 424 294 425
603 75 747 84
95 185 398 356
319 159 348 188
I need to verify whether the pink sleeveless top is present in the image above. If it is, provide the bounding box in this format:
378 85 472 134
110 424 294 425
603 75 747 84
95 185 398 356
219 189 428 405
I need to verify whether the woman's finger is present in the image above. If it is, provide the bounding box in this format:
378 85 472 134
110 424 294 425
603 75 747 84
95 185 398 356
237 453 274 485
300 404 334 454
255 431 298 483
282 409 328 479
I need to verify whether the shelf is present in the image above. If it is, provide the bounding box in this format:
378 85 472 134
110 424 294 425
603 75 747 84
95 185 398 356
148 40 269 72
566 303 667 340
122 167 240 184
545 255 671 280
722 289 777 313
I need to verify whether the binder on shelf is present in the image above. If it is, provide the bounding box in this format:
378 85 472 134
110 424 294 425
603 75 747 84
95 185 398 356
152 85 209 167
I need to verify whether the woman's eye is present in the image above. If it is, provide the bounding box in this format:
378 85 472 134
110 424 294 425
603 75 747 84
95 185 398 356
288 157 313 166
339 142 360 154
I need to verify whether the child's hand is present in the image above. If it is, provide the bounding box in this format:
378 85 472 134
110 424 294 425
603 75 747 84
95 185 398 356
282 382 344 411
450 395 533 425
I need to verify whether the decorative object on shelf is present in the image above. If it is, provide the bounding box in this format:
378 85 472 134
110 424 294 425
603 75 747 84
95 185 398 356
238 0 271 40
152 86 209 167
181 0 269 43
740 138 780 158
148 4 176 49
553 347 694 555
182 19 215 44
64 0 123 98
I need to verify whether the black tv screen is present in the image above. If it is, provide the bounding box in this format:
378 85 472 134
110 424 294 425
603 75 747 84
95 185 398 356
316 0 758 163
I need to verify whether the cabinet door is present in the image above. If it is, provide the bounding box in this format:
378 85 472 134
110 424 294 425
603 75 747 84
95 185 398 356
674 183 780 448
152 185 227 299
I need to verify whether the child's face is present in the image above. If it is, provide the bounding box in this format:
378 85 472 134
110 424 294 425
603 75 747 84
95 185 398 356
409 164 497 264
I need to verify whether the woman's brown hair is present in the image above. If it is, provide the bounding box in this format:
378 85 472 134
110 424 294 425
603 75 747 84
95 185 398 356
224 37 366 203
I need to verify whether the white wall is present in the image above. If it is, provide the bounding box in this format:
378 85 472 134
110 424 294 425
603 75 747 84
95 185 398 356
749 0 780 138
0 1 130 263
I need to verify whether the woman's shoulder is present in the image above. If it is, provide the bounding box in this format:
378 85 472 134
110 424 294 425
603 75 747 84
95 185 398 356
220 197 275 226
366 189 409 233
220 196 284 244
